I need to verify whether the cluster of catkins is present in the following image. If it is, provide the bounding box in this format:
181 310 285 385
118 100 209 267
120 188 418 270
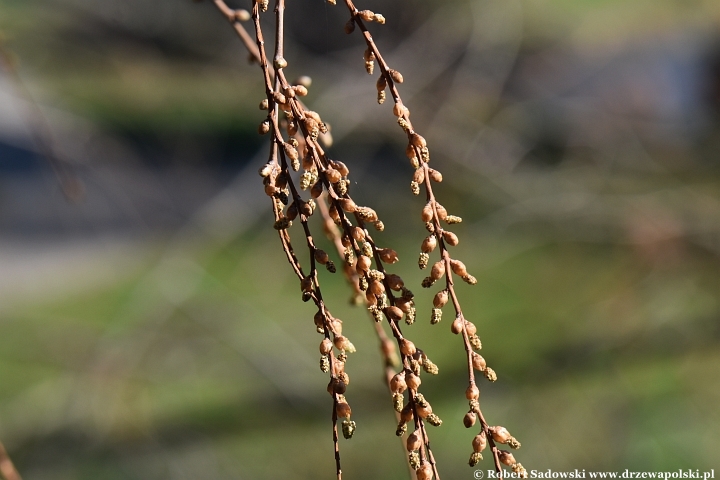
202 0 527 477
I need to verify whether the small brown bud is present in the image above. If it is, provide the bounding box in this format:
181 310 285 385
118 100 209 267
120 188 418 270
258 119 270 135
393 102 408 117
369 279 385 296
336 401 352 418
338 198 356 213
405 371 421 390
400 402 414 423
378 248 399 264
374 220 385 231
273 91 286 105
328 378 346 395
451 316 464 334
498 450 516 467
294 85 308 96
484 367 497 382
412 168 425 184
389 69 404 84
411 133 427 148
428 168 442 182
314 249 329 265
333 335 350 351
465 321 477 336
433 289 449 308
325 167 341 184
421 203 434 222
259 98 269 110
234 8 251 21
301 276 313 293
320 338 333 355
406 430 422 451
463 411 477 428
489 426 512 444
390 372 407 394
385 306 404 322
310 181 324 198
386 274 404 291
416 402 432 418
430 260 445 280
450 259 468 276
406 144 418 162
373 13 385 24
356 255 372 275
358 9 374 21
416 464 433 480
400 339 416 356
472 353 487 371
473 431 488 453
443 231 459 246
466 383 480 400
344 18 355 34
421 235 437 253
376 75 387 92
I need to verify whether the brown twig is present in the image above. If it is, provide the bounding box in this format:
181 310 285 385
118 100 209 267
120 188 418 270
0 442 22 480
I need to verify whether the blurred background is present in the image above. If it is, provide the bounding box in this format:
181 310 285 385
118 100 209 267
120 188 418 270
1 0 720 478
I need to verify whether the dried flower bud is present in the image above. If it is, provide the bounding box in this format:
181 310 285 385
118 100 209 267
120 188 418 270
451 316 464 334
344 18 355 34
430 261 445 280
396 422 408 437
464 321 477 336
435 203 447 221
416 464 433 480
472 353 487 371
356 255 371 274
300 276 313 293
484 367 497 382
432 290 448 309
389 69 404 84
386 274 404 291
310 181 324 199
400 402 414 423
259 98 269 110
361 242 373 258
373 13 385 24
498 450 516 467
466 383 480 400
293 84 308 97
384 306 403 322
473 431 487 453
425 168 441 182
463 411 477 428
390 372 407 394
272 91 286 105
421 276 435 288
450 259 468 276
489 426 512 444
463 274 478 285
336 401 352 418
422 357 438 375
443 231 459 246
421 202 434 222
469 334 482 350
430 308 442 324
416 402 432 418
406 144 418 162
405 371 421 390
320 338 333 355
358 9 374 21
513 463 528 478
376 75 387 92
393 102 408 117
328 377 346 395
258 119 270 135
411 133 427 149
374 220 385 231
378 248 399 264
446 215 462 224
368 279 385 296
400 339 416 356
406 430 422 451
377 90 386 104
420 236 437 255
333 335 350 351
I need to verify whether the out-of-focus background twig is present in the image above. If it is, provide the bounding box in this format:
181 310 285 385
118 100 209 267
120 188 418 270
1 0 720 478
